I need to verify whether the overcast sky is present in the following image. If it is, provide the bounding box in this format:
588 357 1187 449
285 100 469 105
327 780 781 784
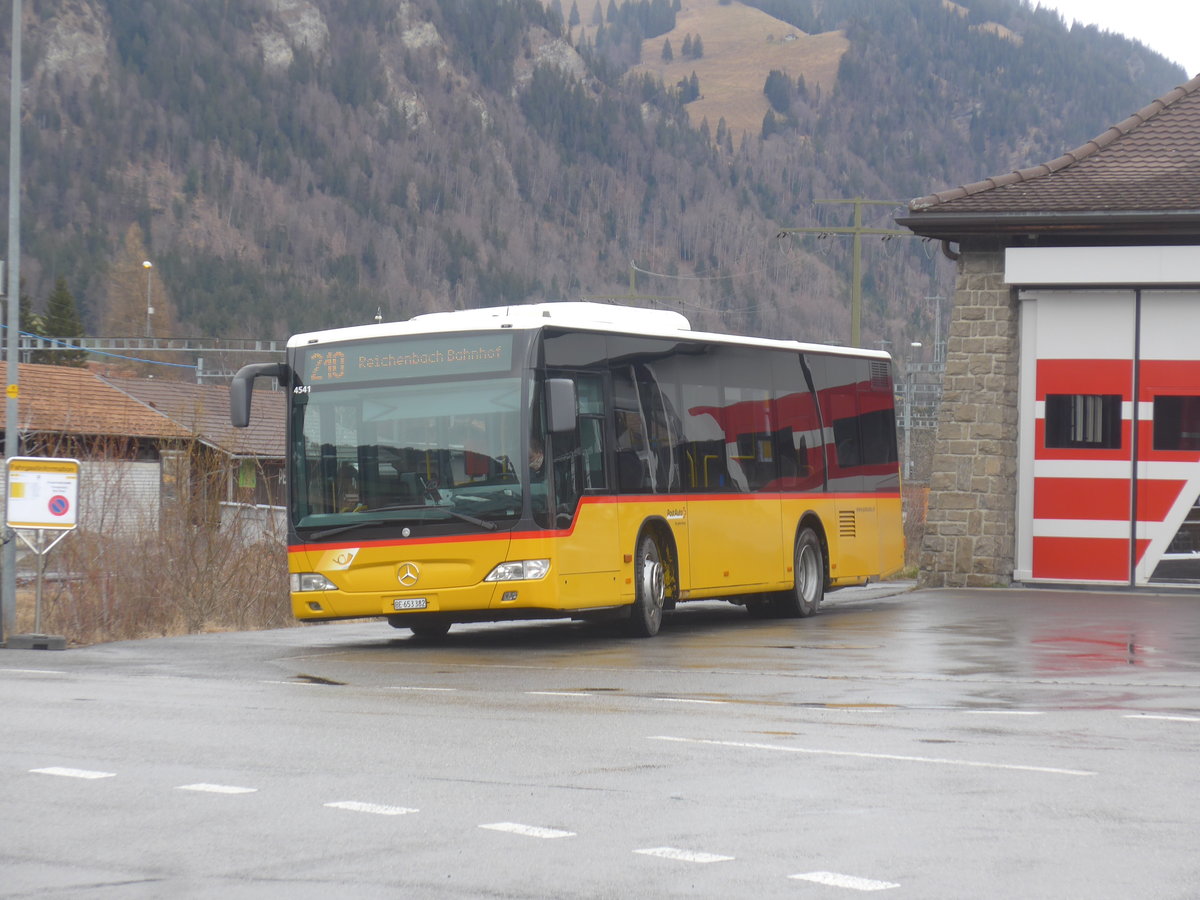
1036 1 1199 78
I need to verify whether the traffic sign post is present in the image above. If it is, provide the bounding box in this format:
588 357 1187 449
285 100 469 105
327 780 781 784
4 457 79 650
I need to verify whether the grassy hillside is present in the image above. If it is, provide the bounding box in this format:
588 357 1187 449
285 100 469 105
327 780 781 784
634 0 847 140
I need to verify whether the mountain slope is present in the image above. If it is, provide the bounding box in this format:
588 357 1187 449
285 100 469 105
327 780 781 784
633 0 848 140
1 0 1187 358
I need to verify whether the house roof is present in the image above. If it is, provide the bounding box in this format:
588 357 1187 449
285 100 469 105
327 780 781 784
2 363 192 442
101 376 286 460
898 73 1200 241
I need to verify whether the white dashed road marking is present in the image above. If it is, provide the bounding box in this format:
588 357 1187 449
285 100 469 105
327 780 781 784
479 822 575 839
634 847 734 863
789 871 900 891
525 691 595 697
650 736 1096 776
30 767 116 780
1124 714 1200 722
177 783 257 794
325 801 419 816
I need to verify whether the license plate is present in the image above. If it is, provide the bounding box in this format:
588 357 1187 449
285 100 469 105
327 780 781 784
392 597 428 611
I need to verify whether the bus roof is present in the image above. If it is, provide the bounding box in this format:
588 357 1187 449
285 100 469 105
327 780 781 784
288 301 891 360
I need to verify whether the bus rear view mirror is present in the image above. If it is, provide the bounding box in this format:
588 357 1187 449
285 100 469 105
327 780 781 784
546 378 577 433
231 362 287 428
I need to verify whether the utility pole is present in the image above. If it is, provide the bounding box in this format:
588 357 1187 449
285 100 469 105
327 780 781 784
3 0 23 645
778 198 911 347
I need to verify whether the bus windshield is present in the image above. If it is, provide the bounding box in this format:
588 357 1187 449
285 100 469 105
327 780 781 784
291 376 526 535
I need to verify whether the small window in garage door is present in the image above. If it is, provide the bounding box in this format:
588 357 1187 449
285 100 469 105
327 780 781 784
1044 394 1123 449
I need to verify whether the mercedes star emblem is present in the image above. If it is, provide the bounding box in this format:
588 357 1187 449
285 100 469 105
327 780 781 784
397 562 420 587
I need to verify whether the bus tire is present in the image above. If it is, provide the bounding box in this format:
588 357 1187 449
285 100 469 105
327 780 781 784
627 531 667 637
781 527 824 618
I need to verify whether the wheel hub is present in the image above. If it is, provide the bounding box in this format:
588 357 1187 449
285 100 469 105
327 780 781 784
641 559 664 606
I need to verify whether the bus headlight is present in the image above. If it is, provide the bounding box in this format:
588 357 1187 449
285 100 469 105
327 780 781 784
484 559 551 582
291 573 338 592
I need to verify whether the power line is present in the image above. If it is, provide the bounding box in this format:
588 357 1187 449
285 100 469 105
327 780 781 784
629 260 779 283
777 197 914 347
4 327 196 369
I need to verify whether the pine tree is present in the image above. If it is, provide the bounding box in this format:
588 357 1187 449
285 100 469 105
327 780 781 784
41 277 88 367
761 109 778 140
764 70 793 114
18 281 42 336
661 38 673 62
681 34 692 57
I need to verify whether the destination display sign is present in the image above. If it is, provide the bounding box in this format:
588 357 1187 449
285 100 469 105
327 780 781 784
303 333 516 385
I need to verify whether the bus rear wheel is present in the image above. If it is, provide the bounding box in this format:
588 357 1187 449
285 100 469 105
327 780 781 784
780 527 824 618
627 532 667 637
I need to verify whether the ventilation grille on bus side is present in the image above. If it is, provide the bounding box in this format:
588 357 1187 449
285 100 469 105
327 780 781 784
839 509 857 539
870 360 891 390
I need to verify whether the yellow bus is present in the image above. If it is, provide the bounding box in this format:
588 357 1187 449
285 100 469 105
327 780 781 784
231 302 903 638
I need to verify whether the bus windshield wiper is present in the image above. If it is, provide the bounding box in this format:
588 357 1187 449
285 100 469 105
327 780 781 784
308 504 498 540
309 519 392 541
366 503 498 531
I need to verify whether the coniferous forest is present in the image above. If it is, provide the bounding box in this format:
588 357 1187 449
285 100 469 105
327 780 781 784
0 0 1186 353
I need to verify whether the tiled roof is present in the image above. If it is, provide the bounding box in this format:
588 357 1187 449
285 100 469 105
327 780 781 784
2 363 191 441
901 73 1200 236
102 376 285 459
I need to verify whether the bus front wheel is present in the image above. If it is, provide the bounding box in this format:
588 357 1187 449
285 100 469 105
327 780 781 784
781 528 824 618
627 532 667 637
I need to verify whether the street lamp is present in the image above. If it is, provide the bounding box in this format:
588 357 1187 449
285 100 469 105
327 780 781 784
142 260 154 337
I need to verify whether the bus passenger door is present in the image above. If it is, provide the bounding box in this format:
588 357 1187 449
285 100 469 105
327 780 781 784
678 353 782 593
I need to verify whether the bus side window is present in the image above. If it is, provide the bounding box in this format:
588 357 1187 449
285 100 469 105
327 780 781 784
635 364 680 494
615 409 649 491
613 367 653 494
545 371 606 523
576 374 607 491
551 425 582 522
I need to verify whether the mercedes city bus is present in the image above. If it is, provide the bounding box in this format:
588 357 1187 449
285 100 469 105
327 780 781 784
231 302 904 637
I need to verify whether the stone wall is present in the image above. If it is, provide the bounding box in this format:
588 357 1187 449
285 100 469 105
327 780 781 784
919 245 1020 587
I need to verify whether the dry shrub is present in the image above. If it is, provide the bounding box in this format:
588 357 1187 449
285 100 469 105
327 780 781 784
13 443 291 645
902 484 928 570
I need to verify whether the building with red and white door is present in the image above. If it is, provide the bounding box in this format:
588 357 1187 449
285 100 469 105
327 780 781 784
899 74 1200 589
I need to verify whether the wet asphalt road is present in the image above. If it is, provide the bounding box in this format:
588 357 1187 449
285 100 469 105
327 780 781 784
2 585 1199 898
